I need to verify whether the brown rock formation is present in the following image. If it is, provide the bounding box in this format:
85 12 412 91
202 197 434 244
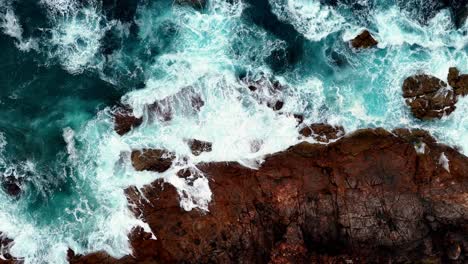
113 106 143 136
70 128 468 264
131 149 175 172
299 123 345 143
187 139 212 156
448 67 468 96
402 74 457 119
350 30 378 49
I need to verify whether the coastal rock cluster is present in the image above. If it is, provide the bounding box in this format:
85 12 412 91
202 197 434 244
402 68 468 120
64 126 467 264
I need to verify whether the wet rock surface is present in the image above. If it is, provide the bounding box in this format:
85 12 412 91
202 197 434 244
299 123 345 143
187 139 212 156
113 106 143 136
1 176 22 197
448 67 468 96
131 149 175 172
402 74 457 119
350 30 378 49
69 128 468 264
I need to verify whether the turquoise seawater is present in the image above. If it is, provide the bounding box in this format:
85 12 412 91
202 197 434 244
0 0 466 263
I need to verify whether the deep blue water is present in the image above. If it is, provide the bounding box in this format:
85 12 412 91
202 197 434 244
0 0 466 263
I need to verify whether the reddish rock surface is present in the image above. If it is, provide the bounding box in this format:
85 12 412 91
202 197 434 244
131 149 175 172
350 30 378 49
187 139 212 156
68 128 468 264
299 123 345 143
113 106 143 136
402 74 457 119
448 67 468 96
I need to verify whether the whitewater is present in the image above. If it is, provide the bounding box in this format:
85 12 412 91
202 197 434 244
0 0 466 263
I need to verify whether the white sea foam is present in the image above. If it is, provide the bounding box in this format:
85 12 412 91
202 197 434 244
48 6 108 74
270 0 346 41
0 8 38 51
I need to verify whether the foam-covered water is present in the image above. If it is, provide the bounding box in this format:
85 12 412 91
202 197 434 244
0 0 467 263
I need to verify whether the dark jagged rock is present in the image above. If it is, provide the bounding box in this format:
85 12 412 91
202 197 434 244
402 74 457 119
1 177 21 197
351 30 378 49
131 149 175 172
187 139 212 156
448 67 468 96
69 128 468 264
299 123 345 143
113 106 143 136
147 87 205 123
267 100 284 111
243 75 287 111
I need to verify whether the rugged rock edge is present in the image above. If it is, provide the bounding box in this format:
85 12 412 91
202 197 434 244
62 127 468 264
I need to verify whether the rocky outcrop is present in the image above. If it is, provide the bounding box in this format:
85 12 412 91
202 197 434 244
448 67 468 96
131 149 175 172
299 123 345 142
402 74 456 119
243 76 286 112
113 106 143 136
350 30 378 49
70 128 468 264
114 87 205 136
187 139 212 156
1 176 22 197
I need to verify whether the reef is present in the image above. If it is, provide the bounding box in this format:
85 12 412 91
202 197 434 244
61 127 468 264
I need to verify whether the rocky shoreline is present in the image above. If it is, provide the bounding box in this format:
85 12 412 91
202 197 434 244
64 127 466 264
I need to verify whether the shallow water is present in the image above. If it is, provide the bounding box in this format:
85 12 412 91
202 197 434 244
0 0 466 263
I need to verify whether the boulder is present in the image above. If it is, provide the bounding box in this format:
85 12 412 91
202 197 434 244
402 74 457 119
131 149 175 172
350 30 378 49
113 106 142 136
448 67 468 96
187 139 212 156
299 123 345 142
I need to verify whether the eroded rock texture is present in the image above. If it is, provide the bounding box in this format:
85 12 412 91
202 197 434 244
350 30 378 49
113 106 143 136
70 128 468 264
402 74 457 119
448 67 468 96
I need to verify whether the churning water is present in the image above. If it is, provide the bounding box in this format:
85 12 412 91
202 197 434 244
0 0 466 262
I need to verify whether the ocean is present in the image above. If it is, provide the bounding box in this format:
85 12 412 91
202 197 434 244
0 0 466 262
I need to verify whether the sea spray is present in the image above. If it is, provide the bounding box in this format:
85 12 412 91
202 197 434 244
0 0 466 263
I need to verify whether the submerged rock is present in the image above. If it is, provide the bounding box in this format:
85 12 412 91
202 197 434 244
113 106 143 136
402 74 457 119
1 176 22 197
131 149 175 172
70 127 468 264
299 123 345 142
351 30 378 49
187 139 212 156
175 0 207 10
448 67 468 96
